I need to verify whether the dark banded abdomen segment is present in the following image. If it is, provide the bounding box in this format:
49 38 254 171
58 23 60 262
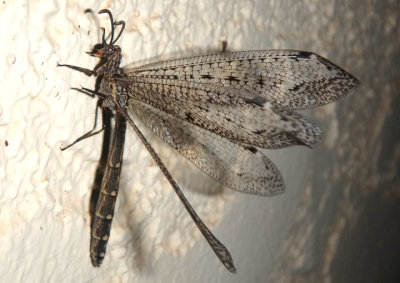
90 113 127 266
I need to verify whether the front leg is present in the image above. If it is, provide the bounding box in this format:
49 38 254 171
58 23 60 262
57 63 95 77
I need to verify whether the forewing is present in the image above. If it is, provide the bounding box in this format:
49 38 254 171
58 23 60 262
129 99 285 196
125 50 360 110
117 76 322 149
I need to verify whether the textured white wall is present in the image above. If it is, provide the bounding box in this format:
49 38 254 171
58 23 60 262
1 0 398 282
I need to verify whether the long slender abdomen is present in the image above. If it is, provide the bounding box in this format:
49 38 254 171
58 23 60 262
90 113 126 266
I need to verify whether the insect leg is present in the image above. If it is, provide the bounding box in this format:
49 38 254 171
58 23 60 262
61 98 105 150
57 63 95 77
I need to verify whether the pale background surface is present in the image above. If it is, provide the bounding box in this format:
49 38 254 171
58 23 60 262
1 0 399 282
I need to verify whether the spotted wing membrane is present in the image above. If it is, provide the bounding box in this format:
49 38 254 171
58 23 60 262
118 50 358 194
126 50 360 110
130 99 284 196
119 77 323 150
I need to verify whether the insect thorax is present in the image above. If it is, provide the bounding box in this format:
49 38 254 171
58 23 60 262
101 78 129 110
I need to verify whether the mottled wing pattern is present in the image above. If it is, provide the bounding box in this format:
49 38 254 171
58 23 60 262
117 77 323 149
117 50 358 194
129 99 284 196
126 50 360 110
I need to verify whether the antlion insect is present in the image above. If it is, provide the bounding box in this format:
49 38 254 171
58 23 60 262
58 9 359 273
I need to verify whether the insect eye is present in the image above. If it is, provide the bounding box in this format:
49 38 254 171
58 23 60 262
105 45 115 55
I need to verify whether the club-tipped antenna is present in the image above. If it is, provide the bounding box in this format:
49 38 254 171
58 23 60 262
99 27 106 44
112 20 125 44
98 9 115 44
